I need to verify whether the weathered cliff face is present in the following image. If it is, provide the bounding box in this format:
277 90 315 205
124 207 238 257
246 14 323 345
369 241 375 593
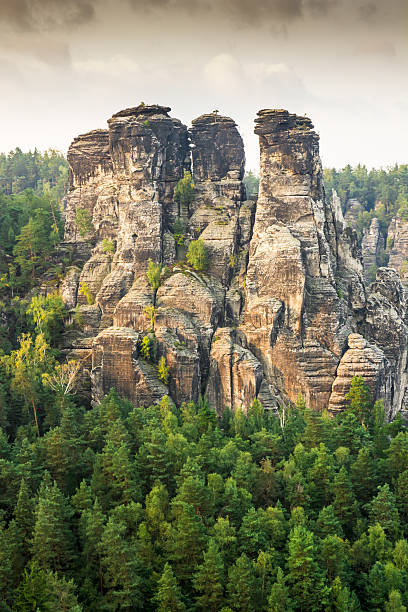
362 217 385 281
239 110 364 410
61 104 408 419
388 217 408 284
328 333 392 415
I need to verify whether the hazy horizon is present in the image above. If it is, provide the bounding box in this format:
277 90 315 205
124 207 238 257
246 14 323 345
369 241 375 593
1 0 407 170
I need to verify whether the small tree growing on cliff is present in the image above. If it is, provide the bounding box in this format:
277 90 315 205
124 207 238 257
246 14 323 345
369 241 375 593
146 259 163 291
175 171 195 210
102 239 115 256
157 356 169 385
187 238 208 272
79 282 94 305
74 208 94 238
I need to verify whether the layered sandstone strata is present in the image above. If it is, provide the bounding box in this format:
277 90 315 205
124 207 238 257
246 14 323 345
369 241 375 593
61 104 408 418
239 110 364 410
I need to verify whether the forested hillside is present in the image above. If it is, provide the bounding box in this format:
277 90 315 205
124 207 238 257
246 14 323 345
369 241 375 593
1 148 408 611
1 372 408 611
324 164 408 236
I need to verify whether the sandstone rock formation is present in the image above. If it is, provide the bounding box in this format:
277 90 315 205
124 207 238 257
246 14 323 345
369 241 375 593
239 110 364 410
362 217 385 282
328 333 392 415
387 216 408 284
60 104 408 419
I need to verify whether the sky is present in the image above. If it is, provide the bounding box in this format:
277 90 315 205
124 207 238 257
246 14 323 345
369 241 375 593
0 0 407 171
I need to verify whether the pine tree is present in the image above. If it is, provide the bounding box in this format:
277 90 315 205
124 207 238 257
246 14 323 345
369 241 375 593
385 589 407 612
332 467 359 537
194 538 224 611
155 563 186 612
346 375 372 425
268 567 293 612
350 447 375 504
329 576 360 612
287 526 329 611
315 505 344 539
14 561 53 612
167 502 207 583
31 479 75 573
227 553 258 612
368 484 400 539
14 478 35 562
367 562 387 611
99 516 143 610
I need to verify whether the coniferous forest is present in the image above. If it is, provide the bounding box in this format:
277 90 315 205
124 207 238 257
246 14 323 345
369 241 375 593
2 154 408 611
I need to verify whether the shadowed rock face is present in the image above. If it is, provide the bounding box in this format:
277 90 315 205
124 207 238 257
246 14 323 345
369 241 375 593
61 104 408 418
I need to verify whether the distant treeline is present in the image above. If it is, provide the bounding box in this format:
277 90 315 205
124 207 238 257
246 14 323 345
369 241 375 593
0 148 68 200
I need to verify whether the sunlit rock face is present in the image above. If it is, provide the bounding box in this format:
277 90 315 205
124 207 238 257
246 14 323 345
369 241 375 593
388 217 408 285
61 104 408 418
239 110 365 411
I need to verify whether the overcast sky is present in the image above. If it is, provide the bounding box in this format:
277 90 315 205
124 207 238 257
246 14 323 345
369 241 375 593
0 0 407 170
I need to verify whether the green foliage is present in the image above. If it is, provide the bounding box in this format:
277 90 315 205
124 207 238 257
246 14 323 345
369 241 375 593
79 282 94 305
346 375 372 425
146 258 163 291
140 335 152 361
186 238 209 271
101 238 115 256
27 293 66 344
0 281 407 612
243 170 260 199
175 171 195 209
74 208 94 238
156 563 185 611
0 148 68 198
143 304 157 330
157 355 169 385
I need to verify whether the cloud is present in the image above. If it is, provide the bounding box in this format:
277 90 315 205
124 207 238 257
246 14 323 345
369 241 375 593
0 0 96 32
0 33 71 65
204 54 243 90
357 1 378 22
127 0 317 26
74 54 141 78
354 40 396 57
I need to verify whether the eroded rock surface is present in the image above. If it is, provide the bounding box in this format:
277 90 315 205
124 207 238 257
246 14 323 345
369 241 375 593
388 217 408 284
328 333 392 415
239 110 363 410
61 104 408 418
362 217 385 282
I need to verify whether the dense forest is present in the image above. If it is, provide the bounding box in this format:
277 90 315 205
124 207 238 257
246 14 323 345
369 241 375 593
2 153 408 610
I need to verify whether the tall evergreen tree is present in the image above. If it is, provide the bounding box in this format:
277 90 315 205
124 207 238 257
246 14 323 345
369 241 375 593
155 563 186 612
194 538 224 611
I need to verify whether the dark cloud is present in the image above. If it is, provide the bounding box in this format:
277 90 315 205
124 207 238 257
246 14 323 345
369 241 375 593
0 0 96 32
127 0 303 24
126 0 346 28
358 1 378 22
